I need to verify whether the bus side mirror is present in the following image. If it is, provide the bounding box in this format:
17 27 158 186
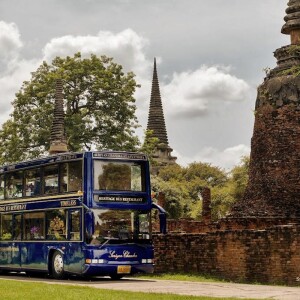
152 203 167 234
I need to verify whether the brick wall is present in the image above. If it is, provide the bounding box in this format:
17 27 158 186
153 217 300 233
153 225 300 285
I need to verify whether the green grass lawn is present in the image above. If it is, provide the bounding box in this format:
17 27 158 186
0 278 260 300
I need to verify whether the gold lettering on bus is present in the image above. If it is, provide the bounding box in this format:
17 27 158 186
60 200 77 207
0 204 27 212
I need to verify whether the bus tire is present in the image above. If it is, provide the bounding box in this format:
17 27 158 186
110 274 123 280
51 251 65 279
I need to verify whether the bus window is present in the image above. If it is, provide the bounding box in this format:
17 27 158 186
6 171 23 199
94 161 145 191
0 174 4 200
1 214 12 240
43 165 58 194
24 168 41 197
70 210 81 241
60 161 82 193
24 212 45 240
46 209 66 240
87 209 151 245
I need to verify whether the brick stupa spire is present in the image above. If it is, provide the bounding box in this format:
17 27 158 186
147 58 169 145
146 58 176 172
282 0 300 44
49 79 68 155
231 0 300 218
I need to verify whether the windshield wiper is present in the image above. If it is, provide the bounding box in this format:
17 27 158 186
99 237 119 248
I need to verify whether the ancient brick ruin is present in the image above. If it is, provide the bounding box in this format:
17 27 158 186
153 1 300 285
49 79 68 155
231 0 300 217
154 226 300 285
146 58 176 173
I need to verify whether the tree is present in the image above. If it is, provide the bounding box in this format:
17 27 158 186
0 53 140 164
140 130 159 164
183 162 227 187
151 176 185 219
153 162 229 220
153 158 249 221
229 156 249 200
210 156 249 219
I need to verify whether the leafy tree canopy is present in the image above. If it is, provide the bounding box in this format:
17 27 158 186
153 157 249 221
140 130 159 165
0 53 140 164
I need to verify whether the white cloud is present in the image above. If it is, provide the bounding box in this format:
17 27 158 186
42 29 151 78
0 21 23 71
162 66 250 118
41 28 155 135
175 144 250 170
0 27 153 127
0 59 40 119
0 21 39 123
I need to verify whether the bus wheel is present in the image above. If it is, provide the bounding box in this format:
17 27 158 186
52 251 65 279
110 274 123 280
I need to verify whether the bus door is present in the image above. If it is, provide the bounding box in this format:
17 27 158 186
65 209 83 274
20 211 47 271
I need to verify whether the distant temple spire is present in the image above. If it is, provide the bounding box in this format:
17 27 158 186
147 58 169 145
146 58 176 172
49 79 68 155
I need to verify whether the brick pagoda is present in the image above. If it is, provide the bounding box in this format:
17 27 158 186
49 79 69 155
231 0 300 217
146 58 176 172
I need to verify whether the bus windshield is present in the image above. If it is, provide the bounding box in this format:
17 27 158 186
87 209 151 245
93 161 145 191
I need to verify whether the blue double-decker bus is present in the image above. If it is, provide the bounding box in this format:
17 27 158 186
0 151 166 279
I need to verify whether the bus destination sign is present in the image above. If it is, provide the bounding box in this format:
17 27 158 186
96 195 146 204
93 152 147 160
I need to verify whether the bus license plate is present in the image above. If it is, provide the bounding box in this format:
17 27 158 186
117 265 131 274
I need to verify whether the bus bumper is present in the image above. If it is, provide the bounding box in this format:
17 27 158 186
82 263 154 277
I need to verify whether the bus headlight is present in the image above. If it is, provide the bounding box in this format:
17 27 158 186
85 259 105 264
142 259 153 264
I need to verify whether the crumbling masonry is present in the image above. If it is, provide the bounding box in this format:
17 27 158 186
153 0 300 285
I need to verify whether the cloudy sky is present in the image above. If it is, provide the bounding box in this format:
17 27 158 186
0 0 288 169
